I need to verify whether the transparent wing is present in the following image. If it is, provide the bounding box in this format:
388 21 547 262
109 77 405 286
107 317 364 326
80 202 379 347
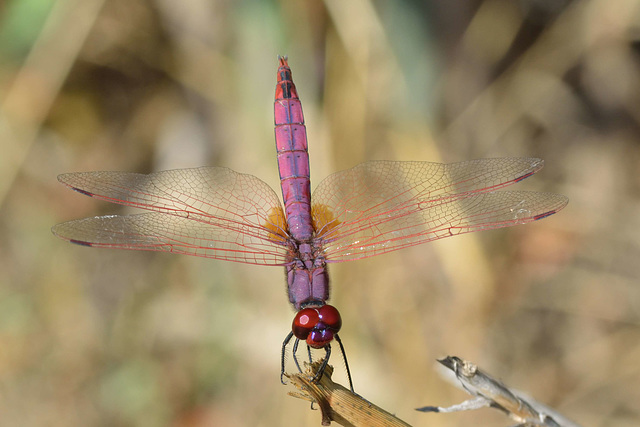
52 167 290 265
311 158 568 262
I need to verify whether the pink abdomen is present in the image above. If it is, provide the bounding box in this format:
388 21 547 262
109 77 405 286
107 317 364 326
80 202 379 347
274 61 313 241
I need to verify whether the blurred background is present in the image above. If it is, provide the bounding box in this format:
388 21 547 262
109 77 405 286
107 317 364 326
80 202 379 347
0 0 638 425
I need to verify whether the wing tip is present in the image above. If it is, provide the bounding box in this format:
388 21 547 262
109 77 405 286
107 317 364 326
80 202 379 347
57 172 75 185
57 173 96 197
69 239 94 247
530 157 544 167
52 224 95 247
533 195 569 221
50 224 64 238
72 187 94 197
513 158 545 183
533 210 557 221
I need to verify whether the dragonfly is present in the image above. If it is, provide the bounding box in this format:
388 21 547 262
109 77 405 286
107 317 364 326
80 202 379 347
52 56 568 391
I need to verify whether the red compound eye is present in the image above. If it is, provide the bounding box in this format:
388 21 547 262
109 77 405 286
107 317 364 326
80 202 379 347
292 305 343 348
307 328 334 348
292 308 319 340
317 305 342 332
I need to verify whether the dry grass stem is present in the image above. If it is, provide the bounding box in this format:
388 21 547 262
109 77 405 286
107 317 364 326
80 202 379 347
286 361 412 427
417 356 582 427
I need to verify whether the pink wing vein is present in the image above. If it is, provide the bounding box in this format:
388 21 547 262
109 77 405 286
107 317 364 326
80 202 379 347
52 167 290 265
311 158 568 262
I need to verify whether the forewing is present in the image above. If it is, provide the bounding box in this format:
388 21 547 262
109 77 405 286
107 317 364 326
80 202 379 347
53 167 290 265
311 159 567 261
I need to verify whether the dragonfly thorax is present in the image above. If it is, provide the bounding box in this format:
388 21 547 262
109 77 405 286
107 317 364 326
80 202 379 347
292 304 342 348
286 240 330 309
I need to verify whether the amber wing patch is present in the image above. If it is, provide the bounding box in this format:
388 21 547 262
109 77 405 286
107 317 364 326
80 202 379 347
263 206 289 243
312 204 341 237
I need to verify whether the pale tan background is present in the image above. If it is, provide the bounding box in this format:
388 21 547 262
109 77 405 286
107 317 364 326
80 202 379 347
1 0 638 426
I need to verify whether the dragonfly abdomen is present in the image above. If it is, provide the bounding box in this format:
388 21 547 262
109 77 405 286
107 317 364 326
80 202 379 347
274 57 313 242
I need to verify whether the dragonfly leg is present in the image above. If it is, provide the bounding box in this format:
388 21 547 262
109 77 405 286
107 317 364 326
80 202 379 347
311 344 332 383
335 333 354 392
306 343 313 364
280 331 294 385
292 337 303 373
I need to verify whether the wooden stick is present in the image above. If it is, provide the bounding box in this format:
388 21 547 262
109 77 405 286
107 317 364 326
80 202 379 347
417 356 581 427
285 361 412 427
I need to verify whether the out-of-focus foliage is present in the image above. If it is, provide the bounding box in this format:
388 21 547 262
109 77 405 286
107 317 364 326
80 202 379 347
1 0 638 425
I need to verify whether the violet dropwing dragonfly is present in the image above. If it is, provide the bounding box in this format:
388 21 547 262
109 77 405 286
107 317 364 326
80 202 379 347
52 57 568 390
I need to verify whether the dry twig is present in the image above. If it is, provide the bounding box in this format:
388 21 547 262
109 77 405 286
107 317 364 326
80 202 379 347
286 361 412 427
417 356 582 427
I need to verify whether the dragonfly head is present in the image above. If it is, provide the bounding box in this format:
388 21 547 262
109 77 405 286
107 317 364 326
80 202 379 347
292 304 342 349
